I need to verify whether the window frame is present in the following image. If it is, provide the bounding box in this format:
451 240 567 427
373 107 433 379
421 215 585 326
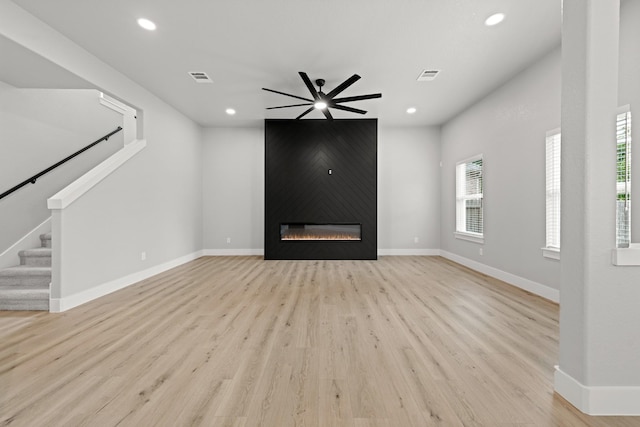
543 129 561 260
616 105 631 248
454 154 484 244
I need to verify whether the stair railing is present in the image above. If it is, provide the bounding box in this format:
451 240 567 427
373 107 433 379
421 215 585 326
0 126 123 201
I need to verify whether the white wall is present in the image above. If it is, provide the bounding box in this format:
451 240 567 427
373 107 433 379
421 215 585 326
0 1 203 304
0 83 123 255
54 108 202 299
202 127 264 253
440 47 562 292
202 125 441 254
438 0 640 298
378 126 441 253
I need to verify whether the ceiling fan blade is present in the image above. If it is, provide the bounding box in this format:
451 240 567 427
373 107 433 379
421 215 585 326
262 88 313 103
322 108 333 120
330 104 367 115
266 103 313 110
332 93 382 103
296 106 315 119
326 74 361 99
298 72 320 100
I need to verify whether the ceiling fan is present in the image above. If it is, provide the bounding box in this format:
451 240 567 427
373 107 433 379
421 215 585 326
262 72 382 120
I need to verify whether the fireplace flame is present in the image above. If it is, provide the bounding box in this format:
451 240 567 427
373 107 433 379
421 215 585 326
281 230 361 241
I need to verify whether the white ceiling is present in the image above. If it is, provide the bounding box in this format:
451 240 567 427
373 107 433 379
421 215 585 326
8 0 561 127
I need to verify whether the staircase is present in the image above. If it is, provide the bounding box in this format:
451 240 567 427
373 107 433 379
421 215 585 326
0 233 51 311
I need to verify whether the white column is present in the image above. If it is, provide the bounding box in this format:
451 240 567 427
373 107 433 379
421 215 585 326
555 0 640 415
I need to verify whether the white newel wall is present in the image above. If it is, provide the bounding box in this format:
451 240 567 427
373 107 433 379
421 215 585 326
555 0 640 415
0 84 125 259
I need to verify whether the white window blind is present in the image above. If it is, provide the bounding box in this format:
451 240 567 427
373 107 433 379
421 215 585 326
545 130 561 250
456 156 483 238
616 107 632 248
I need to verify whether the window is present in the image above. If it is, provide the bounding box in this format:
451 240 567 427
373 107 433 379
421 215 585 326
455 156 484 243
544 130 561 259
616 107 632 248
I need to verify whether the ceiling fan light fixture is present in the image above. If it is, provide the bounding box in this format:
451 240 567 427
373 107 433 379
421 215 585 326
263 72 381 119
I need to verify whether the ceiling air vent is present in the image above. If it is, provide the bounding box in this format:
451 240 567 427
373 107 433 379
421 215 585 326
188 71 213 83
417 69 440 82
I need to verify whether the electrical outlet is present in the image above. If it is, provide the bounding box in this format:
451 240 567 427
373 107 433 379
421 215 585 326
414 236 419 244
141 251 146 261
479 248 483 256
226 237 231 244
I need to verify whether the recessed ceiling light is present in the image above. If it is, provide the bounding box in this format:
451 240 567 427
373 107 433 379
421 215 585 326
406 107 417 114
314 101 327 110
137 18 156 31
484 13 505 26
226 108 236 115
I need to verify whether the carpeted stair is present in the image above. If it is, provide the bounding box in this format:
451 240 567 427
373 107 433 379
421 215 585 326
0 233 51 311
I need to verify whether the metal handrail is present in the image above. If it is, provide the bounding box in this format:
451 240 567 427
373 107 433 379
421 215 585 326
0 126 123 200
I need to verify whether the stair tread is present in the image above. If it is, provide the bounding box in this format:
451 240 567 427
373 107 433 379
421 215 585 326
0 266 52 276
0 286 49 293
19 248 52 256
0 289 49 310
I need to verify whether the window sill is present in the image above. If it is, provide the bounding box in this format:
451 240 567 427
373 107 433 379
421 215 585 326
454 231 484 244
612 244 640 266
542 247 560 260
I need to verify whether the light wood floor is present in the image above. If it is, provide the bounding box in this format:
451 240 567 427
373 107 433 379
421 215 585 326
1 256 638 426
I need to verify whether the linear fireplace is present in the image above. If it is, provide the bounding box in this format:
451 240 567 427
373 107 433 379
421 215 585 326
281 223 361 241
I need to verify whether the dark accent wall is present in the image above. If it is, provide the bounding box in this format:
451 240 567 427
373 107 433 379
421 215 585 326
265 119 377 260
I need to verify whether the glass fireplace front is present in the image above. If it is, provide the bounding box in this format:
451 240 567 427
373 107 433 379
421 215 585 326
280 223 361 241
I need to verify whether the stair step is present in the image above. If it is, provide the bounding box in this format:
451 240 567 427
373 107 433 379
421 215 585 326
1 234 52 311
0 266 51 287
0 287 49 311
40 233 52 248
19 247 52 267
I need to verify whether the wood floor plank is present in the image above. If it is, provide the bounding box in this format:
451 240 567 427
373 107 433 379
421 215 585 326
1 256 639 426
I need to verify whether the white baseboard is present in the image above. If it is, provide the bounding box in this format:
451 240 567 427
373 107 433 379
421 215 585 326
202 249 264 256
377 248 440 256
554 366 640 415
0 217 51 270
439 250 560 303
50 250 204 312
